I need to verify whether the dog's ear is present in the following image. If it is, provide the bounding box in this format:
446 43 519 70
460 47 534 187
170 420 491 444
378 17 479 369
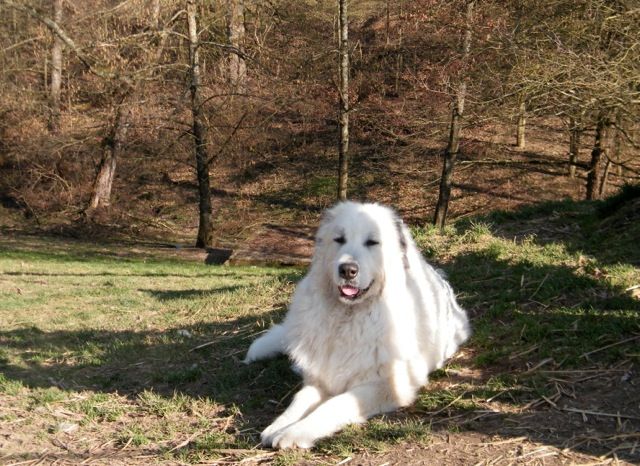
394 216 410 270
315 209 335 244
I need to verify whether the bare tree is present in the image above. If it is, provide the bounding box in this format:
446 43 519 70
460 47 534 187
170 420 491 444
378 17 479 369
187 0 215 248
337 0 349 201
48 0 63 133
433 0 474 230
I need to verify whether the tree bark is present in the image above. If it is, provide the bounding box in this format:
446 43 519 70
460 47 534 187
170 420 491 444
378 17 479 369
150 0 160 30
226 0 246 92
48 0 63 133
337 0 349 201
612 112 622 177
433 0 474 230
87 104 130 212
586 116 607 201
187 0 214 248
568 116 581 177
516 99 526 149
599 159 611 197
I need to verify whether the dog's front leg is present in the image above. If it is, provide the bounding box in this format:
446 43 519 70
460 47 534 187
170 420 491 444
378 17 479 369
261 384 324 447
243 324 287 363
270 382 397 449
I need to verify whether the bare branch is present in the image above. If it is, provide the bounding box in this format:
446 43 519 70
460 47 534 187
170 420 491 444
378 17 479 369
1 0 113 79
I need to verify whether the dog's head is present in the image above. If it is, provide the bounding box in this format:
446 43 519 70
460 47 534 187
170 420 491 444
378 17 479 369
313 202 409 305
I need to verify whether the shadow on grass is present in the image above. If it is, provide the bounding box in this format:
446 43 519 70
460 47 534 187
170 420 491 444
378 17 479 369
140 286 245 300
0 311 299 416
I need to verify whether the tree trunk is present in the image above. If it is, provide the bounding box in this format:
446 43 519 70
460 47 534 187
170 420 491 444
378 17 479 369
48 0 63 133
612 112 622 177
87 105 130 212
337 0 349 201
433 0 474 229
599 159 611 197
187 0 214 248
568 116 580 177
434 106 462 229
516 99 526 149
150 0 160 30
586 116 607 201
227 0 246 92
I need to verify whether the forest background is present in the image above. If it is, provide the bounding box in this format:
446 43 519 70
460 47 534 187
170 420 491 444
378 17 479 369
0 0 638 248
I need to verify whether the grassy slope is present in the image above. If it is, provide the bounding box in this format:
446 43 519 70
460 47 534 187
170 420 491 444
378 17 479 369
0 194 638 464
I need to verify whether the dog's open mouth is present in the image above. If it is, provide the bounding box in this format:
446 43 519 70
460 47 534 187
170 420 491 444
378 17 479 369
339 282 372 300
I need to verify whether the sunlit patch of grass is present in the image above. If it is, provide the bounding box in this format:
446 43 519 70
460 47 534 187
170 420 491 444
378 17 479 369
76 392 125 423
271 450 312 466
316 417 430 457
29 387 67 407
416 387 479 412
137 390 192 418
117 426 150 447
0 373 24 395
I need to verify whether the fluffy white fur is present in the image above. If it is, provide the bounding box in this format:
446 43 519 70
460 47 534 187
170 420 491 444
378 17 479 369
244 202 470 449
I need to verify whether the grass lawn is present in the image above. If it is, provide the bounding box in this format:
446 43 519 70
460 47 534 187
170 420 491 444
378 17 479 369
1 194 639 465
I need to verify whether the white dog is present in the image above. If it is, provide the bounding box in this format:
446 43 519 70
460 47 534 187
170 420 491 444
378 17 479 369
244 202 470 449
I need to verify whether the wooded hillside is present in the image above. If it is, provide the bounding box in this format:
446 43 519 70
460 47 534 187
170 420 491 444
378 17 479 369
1 0 638 246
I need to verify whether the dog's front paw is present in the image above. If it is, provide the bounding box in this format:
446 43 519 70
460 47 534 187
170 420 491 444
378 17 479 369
270 423 316 449
260 422 285 448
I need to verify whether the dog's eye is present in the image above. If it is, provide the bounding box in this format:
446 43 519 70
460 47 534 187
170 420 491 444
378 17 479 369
334 236 346 245
365 239 379 247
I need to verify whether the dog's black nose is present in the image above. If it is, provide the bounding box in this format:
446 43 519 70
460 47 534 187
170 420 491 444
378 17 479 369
339 262 359 280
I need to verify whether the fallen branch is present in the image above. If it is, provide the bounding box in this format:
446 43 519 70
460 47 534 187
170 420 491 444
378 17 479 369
167 429 205 453
562 407 640 421
580 335 640 359
524 357 554 374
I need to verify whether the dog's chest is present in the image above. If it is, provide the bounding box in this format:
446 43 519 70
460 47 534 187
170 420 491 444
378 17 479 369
288 306 387 395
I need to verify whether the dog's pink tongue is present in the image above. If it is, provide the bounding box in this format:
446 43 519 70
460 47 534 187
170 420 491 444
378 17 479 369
341 285 359 297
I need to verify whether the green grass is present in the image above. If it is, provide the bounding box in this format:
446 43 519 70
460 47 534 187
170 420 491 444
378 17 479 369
0 195 638 463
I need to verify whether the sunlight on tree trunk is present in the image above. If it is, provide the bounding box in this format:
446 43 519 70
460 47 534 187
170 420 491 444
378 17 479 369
568 116 581 178
187 0 214 249
150 0 160 30
87 105 130 212
48 0 63 133
227 0 246 92
516 99 526 149
586 116 607 201
337 0 349 201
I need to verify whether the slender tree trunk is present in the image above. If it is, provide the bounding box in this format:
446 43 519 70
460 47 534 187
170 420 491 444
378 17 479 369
394 0 404 95
599 118 617 197
433 0 474 229
187 0 214 248
385 0 391 46
568 116 581 178
48 0 63 133
599 159 611 197
227 0 246 92
516 99 526 149
337 0 349 201
87 104 130 212
612 112 622 177
150 0 160 30
586 116 607 201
